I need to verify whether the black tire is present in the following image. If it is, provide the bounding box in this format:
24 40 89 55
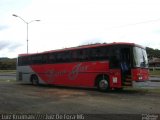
97 76 110 92
31 75 39 86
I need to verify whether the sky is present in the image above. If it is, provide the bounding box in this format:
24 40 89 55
0 0 160 58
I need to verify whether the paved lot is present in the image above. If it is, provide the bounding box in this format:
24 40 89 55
0 73 160 120
0 81 160 113
0 73 16 80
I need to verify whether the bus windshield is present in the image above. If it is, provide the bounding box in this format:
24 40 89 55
133 47 148 68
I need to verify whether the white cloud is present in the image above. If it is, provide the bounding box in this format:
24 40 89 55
1 0 160 57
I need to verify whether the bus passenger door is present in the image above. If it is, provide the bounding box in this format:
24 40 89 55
120 47 132 86
109 47 132 87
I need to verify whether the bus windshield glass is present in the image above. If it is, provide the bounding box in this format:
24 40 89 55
133 47 148 68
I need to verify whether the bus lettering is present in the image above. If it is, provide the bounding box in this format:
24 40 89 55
68 63 88 80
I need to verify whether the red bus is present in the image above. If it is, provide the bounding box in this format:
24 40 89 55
16 42 149 91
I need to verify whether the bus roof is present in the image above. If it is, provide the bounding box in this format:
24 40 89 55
18 42 144 57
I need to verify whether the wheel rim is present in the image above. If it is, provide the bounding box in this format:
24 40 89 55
99 79 108 90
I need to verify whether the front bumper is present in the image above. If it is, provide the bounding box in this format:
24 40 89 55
132 81 149 88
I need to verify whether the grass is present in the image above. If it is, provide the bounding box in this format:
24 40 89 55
146 88 160 93
149 70 160 77
0 70 16 74
0 79 16 82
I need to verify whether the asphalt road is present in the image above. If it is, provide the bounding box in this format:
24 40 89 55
0 73 16 80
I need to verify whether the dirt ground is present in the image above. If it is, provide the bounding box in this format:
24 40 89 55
0 80 160 119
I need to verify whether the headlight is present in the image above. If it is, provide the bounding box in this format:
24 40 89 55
138 75 143 80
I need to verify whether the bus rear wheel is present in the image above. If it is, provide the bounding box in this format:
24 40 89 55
31 75 39 86
97 76 110 92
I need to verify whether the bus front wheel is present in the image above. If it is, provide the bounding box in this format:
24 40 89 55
31 75 39 86
97 76 110 92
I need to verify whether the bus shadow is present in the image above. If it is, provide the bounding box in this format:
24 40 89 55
18 83 148 95
18 83 97 91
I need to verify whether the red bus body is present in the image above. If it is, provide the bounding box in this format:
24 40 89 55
132 68 149 81
17 42 149 91
30 62 122 88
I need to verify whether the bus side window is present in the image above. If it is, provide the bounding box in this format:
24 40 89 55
64 51 71 62
82 49 90 61
60 51 71 62
109 48 120 68
90 48 99 60
71 51 77 62
99 47 109 60
90 48 95 60
42 54 48 64
24 56 30 65
96 48 100 60
120 48 131 71
60 52 66 62
76 50 83 61
49 53 56 63
31 55 42 64
57 52 64 63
